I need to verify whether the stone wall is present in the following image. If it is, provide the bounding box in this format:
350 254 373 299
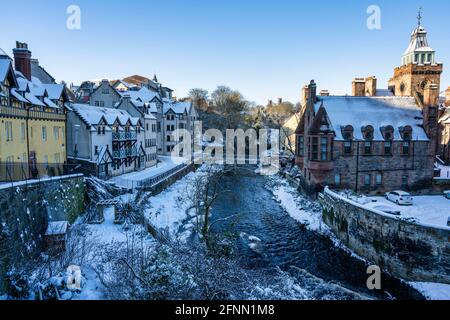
319 188 450 284
0 174 85 291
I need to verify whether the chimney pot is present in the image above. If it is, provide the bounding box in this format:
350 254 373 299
352 78 365 96
13 41 32 81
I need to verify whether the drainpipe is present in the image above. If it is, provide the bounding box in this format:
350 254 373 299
355 141 360 193
26 104 31 179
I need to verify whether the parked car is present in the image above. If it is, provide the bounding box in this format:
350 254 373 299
373 205 401 216
385 191 413 205
443 190 450 200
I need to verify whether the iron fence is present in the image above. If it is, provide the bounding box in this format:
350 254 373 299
0 162 85 185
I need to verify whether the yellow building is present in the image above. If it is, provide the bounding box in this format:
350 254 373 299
0 43 68 182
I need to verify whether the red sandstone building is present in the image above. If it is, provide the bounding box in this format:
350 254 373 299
294 19 443 194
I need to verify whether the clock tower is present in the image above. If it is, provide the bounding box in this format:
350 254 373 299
388 11 443 98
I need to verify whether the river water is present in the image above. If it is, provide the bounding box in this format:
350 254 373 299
210 168 424 300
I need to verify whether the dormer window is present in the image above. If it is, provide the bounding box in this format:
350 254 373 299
341 125 354 155
362 125 374 141
399 126 413 141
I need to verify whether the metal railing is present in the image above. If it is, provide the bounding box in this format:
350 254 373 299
136 164 187 189
112 131 137 141
112 147 138 159
0 162 85 185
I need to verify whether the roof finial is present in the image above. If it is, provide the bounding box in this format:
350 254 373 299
417 7 422 26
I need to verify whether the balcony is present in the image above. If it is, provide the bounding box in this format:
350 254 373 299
112 131 137 141
0 105 28 118
112 147 138 159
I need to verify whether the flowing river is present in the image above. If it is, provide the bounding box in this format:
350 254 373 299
210 167 424 300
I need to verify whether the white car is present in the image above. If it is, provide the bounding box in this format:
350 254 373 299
385 191 413 206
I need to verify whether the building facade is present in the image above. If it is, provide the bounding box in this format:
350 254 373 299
66 104 146 179
294 20 441 194
0 43 68 182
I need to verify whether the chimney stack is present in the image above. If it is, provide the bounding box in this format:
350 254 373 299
268 100 273 107
423 83 440 106
278 98 283 105
301 85 309 106
446 87 450 107
365 76 377 97
13 42 32 81
352 78 365 96
308 80 317 103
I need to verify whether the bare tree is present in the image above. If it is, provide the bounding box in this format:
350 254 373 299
188 88 209 111
183 166 236 246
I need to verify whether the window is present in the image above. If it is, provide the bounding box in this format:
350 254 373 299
376 174 382 186
167 135 171 142
344 141 352 154
321 137 328 161
102 88 109 94
402 175 408 188
42 126 47 141
152 124 156 132
334 174 341 186
146 124 149 131
21 123 26 142
97 126 101 135
311 137 319 161
384 141 392 155
53 127 59 140
402 142 410 155
364 141 372 155
297 136 304 157
94 146 99 155
54 153 61 164
364 174 371 187
5 122 13 142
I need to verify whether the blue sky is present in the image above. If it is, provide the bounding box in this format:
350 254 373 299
0 0 449 104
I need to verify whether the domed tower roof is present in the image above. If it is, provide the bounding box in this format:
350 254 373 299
401 9 437 66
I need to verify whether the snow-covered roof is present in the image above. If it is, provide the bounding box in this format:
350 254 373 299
315 96 429 141
119 87 161 105
0 59 12 82
404 26 434 56
163 101 191 115
71 103 140 127
45 221 69 236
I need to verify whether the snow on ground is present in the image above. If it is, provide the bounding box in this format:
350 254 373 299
368 196 450 229
435 162 450 179
409 282 450 300
145 166 209 237
110 155 189 189
86 206 127 244
71 267 105 301
266 175 323 231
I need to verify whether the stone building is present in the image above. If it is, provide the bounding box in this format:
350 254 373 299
388 23 443 98
294 18 441 194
